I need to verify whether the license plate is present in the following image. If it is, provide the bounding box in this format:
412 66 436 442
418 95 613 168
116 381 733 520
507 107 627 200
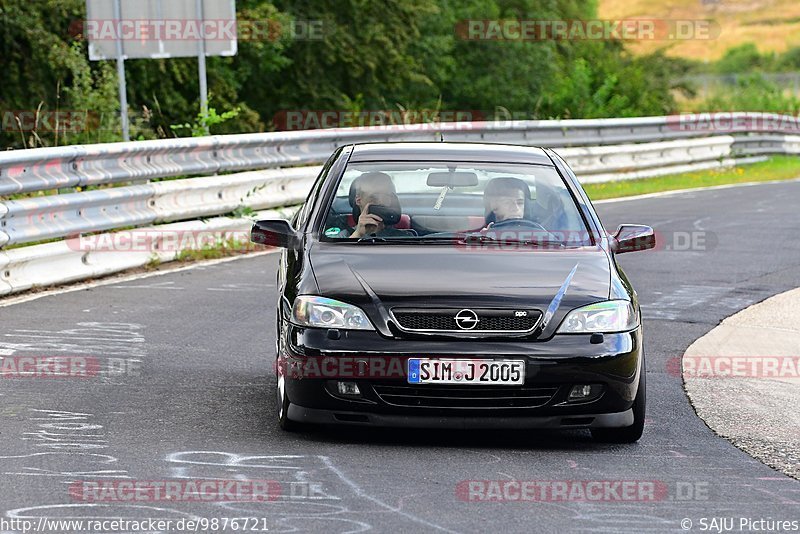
407 359 525 385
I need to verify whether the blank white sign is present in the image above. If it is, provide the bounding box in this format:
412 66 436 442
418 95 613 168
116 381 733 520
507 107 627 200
86 0 237 60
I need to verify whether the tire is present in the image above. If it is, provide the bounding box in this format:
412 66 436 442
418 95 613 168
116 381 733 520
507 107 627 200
276 372 301 432
275 316 301 432
591 359 646 443
275 314 301 432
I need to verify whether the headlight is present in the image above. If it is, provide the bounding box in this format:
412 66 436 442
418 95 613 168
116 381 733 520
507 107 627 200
557 300 638 334
292 296 374 330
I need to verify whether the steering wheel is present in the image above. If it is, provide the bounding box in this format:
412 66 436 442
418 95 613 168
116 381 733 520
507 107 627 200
489 218 548 233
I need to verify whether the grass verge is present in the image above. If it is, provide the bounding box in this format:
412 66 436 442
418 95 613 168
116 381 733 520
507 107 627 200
583 156 800 200
174 237 262 262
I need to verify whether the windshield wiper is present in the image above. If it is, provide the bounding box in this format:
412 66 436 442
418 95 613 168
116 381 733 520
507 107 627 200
461 233 565 248
351 234 565 247
356 235 389 243
355 236 461 244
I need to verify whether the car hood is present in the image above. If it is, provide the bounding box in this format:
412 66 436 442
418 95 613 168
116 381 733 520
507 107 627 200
308 242 612 338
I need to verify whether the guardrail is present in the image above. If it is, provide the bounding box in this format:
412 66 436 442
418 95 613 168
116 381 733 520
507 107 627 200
1 112 798 296
3 113 785 196
0 167 317 247
0 205 300 296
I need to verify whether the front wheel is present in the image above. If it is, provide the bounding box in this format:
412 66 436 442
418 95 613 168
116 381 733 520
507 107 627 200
275 316 302 432
591 361 645 443
276 373 301 431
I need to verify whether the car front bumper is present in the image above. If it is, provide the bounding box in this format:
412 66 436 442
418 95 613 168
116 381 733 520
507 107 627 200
279 324 644 429
287 404 634 429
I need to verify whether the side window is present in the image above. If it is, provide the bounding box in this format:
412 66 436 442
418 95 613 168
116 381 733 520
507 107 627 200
550 151 601 243
294 150 339 232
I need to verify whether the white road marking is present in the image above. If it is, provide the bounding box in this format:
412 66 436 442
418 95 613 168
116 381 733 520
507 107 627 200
320 455 459 534
642 284 759 321
641 285 729 320
693 216 711 231
0 322 146 358
206 283 268 292
111 281 184 290
163 450 458 532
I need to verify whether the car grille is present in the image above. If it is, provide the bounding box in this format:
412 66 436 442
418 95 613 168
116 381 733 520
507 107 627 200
372 383 559 408
391 308 542 333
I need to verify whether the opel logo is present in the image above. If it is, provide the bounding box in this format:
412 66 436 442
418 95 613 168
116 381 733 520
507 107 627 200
454 309 479 330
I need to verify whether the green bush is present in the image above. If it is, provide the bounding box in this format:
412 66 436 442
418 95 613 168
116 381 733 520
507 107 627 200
694 73 800 114
0 0 687 149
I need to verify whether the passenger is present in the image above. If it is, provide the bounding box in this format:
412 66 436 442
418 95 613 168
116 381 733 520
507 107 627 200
482 177 532 228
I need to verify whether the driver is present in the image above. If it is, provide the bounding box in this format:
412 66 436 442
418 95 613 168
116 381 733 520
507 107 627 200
345 172 408 239
482 177 531 229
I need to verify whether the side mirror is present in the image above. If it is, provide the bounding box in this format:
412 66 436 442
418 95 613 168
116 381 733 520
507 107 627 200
610 224 655 254
250 219 300 249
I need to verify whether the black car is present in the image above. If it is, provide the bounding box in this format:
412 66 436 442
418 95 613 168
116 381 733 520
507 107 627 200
252 142 655 443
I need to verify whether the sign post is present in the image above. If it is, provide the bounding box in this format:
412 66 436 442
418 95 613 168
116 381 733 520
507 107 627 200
196 0 209 135
85 0 237 140
111 0 129 141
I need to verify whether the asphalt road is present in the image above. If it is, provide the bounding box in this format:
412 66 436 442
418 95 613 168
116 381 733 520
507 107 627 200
1 180 799 533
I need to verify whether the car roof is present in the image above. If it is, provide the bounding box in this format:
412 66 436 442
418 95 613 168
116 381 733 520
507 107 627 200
347 142 554 165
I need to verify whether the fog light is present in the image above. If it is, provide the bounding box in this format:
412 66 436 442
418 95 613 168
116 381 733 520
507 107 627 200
567 384 602 402
337 381 361 396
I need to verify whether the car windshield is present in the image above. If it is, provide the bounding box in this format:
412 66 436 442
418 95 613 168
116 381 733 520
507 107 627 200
320 161 592 246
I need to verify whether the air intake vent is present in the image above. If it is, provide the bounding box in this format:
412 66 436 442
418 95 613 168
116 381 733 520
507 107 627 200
372 383 559 408
391 308 542 333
